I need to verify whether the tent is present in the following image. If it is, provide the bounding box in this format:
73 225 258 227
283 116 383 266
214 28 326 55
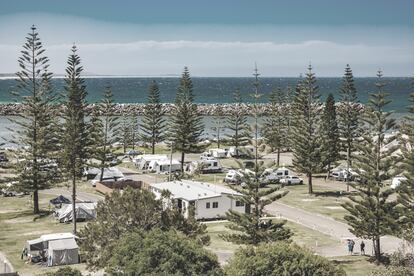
57 202 97 223
47 238 79 266
49 195 71 205
26 233 79 266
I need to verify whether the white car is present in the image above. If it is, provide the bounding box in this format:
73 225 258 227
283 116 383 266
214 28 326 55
279 176 303 185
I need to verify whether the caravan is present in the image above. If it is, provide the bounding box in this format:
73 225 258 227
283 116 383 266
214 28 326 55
188 159 222 174
148 159 182 174
133 154 168 170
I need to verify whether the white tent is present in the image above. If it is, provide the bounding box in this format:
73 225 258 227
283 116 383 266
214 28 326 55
26 233 79 266
57 202 97 223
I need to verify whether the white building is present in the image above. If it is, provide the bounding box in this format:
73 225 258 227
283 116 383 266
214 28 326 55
150 180 246 220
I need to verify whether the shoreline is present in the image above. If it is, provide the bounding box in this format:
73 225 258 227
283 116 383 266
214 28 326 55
0 102 366 116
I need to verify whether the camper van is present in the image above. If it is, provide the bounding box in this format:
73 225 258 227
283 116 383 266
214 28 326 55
261 167 292 183
188 159 222 174
148 159 182 174
227 146 255 158
208 148 228 158
224 169 254 184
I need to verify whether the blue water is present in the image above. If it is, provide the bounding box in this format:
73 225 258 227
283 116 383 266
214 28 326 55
0 77 412 112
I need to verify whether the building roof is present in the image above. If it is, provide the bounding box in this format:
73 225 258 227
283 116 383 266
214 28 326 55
150 180 240 201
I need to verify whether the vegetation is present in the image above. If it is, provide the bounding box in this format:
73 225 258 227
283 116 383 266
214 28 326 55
321 93 341 178
79 187 209 270
140 80 166 154
398 77 414 229
291 65 323 194
10 25 59 213
106 229 223 275
262 87 287 166
90 87 120 181
223 67 291 245
225 242 346 276
211 104 225 148
225 89 251 157
44 266 83 276
338 64 360 191
62 45 89 234
169 67 204 171
343 71 399 263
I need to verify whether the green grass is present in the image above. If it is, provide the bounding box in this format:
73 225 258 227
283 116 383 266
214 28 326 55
205 220 340 254
279 183 349 222
0 194 87 275
330 255 380 276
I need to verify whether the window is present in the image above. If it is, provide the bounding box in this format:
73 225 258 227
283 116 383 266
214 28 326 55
213 202 219 208
236 201 244 207
213 162 218 166
206 202 210 209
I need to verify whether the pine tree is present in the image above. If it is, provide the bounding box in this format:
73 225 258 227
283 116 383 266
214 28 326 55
169 67 204 172
285 86 294 151
262 87 286 167
120 113 133 154
210 105 225 148
141 81 166 154
225 89 251 157
342 71 399 263
291 65 323 194
338 64 361 191
222 65 292 245
9 26 59 214
92 87 120 181
321 93 341 178
398 77 414 230
62 45 89 234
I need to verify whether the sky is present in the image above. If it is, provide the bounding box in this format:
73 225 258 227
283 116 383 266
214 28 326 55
0 0 413 77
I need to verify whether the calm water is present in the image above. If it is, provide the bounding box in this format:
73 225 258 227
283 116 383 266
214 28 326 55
0 77 412 112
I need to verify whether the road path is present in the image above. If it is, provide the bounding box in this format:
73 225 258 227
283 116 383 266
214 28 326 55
265 202 403 256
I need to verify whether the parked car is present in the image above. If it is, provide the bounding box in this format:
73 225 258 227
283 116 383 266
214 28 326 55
1 182 22 197
280 176 303 185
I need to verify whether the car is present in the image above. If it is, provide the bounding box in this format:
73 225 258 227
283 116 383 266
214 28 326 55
279 176 303 185
126 150 141 156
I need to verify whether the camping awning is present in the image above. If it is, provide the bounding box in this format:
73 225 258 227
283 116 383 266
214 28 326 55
49 238 78 250
27 238 45 251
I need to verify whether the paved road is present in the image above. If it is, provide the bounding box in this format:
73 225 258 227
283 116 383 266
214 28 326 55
41 188 104 203
265 202 403 256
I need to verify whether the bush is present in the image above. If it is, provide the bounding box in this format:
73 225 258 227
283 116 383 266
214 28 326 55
107 229 223 275
43 267 82 276
225 242 346 276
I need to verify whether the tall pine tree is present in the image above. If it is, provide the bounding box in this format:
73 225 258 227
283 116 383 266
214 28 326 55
10 26 59 213
210 105 225 148
92 87 120 181
321 93 340 178
338 64 360 191
223 65 291 245
262 87 287 167
225 89 251 157
62 45 89 234
342 71 399 263
291 65 323 194
169 67 204 171
398 77 414 230
141 81 166 154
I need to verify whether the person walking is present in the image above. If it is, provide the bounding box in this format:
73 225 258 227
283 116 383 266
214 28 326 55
360 241 365 255
347 239 355 255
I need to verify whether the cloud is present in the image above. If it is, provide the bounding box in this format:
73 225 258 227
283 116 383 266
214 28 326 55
0 13 413 76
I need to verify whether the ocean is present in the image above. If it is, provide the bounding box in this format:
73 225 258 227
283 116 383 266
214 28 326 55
0 77 412 147
0 77 412 112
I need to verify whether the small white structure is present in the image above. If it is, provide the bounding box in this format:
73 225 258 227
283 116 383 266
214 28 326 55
26 233 79 266
227 146 255 158
149 159 181 174
133 154 168 170
150 180 246 220
208 148 228 158
188 159 222 174
391 176 408 189
56 202 97 223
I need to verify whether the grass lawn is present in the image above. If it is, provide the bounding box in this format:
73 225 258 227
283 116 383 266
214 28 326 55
279 183 349 222
0 194 87 276
205 220 340 255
